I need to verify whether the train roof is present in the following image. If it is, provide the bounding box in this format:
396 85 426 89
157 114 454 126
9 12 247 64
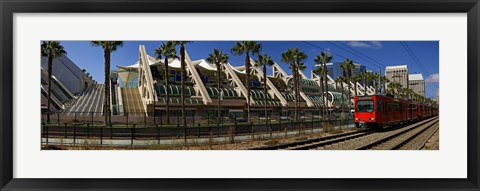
355 94 436 105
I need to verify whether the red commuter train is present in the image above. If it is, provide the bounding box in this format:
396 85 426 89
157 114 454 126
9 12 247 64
354 94 438 128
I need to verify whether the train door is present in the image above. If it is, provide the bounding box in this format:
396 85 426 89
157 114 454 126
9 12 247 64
376 99 382 124
408 104 415 121
383 99 388 125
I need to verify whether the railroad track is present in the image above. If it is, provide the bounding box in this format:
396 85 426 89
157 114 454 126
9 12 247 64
357 117 439 150
250 129 375 150
251 116 438 150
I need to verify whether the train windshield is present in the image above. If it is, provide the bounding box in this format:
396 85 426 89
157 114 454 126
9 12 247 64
356 100 374 112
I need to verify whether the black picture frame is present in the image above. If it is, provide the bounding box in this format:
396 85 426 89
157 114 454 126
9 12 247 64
1 0 479 190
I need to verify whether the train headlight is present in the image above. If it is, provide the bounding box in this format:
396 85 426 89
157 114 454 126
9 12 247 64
369 118 374 121
355 118 360 120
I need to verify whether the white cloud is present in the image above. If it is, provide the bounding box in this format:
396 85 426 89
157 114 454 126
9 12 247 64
346 41 383 49
370 41 383 48
426 73 439 83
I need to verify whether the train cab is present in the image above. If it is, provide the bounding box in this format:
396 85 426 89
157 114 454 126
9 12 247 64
354 95 381 128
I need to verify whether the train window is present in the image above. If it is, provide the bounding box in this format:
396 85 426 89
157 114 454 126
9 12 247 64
387 101 400 112
377 101 382 112
356 100 374 112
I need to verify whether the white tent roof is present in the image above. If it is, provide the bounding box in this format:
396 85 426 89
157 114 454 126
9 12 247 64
195 59 217 71
118 53 246 74
230 64 246 74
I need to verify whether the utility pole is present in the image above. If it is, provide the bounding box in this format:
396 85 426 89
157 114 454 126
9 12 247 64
378 67 381 94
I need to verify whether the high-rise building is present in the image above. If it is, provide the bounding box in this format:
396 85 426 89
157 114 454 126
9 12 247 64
385 65 409 88
325 62 367 85
408 74 425 96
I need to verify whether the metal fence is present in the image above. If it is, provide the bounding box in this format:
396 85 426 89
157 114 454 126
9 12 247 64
41 116 355 146
42 110 352 127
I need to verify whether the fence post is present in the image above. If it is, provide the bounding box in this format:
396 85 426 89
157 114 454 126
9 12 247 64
311 115 314 134
221 112 224 126
131 124 135 146
64 123 67 138
198 123 201 138
279 116 282 133
73 124 76 146
46 123 49 145
126 112 129 128
57 113 60 124
251 122 254 140
87 123 90 138
155 124 158 141
184 126 187 146
193 113 195 127
144 112 146 127
74 112 77 123
91 112 94 124
177 111 180 126
234 114 238 136
100 125 103 145
207 114 210 127
158 123 161 144
110 124 113 140
217 122 220 138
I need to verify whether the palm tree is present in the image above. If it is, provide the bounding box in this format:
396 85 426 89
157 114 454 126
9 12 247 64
351 74 361 97
154 41 177 124
231 41 262 123
207 49 229 126
255 53 274 119
335 76 346 112
340 58 355 111
360 71 370 95
172 41 192 127
379 76 389 94
312 67 324 118
91 41 123 125
41 41 67 123
281 48 307 122
314 52 333 116
387 81 401 97
369 72 380 94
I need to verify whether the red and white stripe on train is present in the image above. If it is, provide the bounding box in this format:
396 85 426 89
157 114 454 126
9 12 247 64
354 94 438 128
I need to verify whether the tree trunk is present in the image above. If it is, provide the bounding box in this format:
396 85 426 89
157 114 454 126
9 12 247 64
263 64 267 119
347 74 351 113
217 64 221 127
341 82 345 113
164 57 170 124
323 62 329 116
292 64 298 122
354 81 358 97
295 66 300 121
364 78 367 95
320 76 325 119
104 48 111 125
181 43 186 127
245 52 251 123
47 55 53 123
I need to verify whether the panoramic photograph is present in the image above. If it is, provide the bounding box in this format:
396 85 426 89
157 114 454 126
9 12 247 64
40 41 439 150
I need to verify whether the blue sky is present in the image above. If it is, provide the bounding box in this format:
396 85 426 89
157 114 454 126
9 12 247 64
57 41 439 98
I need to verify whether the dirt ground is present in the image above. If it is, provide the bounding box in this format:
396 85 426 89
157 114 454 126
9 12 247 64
421 129 439 150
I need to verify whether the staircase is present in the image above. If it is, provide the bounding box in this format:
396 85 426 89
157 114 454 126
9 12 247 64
121 87 145 117
63 84 104 116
